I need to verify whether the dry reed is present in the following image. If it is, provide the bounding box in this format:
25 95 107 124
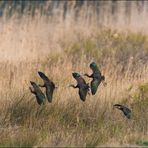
0 2 147 146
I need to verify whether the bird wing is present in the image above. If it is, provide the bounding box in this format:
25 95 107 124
30 81 45 105
36 95 45 105
31 82 44 96
79 88 87 102
90 78 101 95
46 83 55 103
36 89 45 105
38 71 49 83
91 64 102 77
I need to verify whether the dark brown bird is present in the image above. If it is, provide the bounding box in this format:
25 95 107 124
84 62 106 95
113 104 131 119
38 71 55 103
70 72 90 102
29 81 45 105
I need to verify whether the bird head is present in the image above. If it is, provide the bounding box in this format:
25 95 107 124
72 72 81 78
90 62 98 71
113 104 123 110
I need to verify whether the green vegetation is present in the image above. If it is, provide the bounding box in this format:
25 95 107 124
136 141 148 146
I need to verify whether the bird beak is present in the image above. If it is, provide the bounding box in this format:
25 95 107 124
113 105 119 109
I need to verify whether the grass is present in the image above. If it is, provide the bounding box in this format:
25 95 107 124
0 8 147 146
0 83 147 146
136 141 148 146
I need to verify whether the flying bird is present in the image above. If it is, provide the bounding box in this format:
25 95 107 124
29 81 45 105
113 104 131 119
84 62 106 95
38 71 55 103
70 72 90 102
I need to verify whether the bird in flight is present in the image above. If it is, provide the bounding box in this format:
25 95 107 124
84 62 106 95
29 81 45 105
38 71 56 103
70 72 90 102
113 104 131 119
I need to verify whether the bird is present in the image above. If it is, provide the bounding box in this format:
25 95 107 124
84 62 106 95
113 104 131 119
29 81 45 105
38 71 55 103
69 72 90 102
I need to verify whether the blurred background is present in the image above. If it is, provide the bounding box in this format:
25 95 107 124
0 0 148 31
0 1 147 146
0 0 148 61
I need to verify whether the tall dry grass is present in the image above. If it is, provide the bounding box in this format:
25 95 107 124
0 2 148 146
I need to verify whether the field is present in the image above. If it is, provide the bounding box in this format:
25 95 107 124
0 1 148 147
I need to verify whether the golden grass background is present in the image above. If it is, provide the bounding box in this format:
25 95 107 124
0 1 147 146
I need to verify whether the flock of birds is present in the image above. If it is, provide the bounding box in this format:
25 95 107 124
29 62 131 119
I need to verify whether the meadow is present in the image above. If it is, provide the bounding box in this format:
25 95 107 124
0 1 148 147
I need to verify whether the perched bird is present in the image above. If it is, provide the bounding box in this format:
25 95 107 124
84 62 106 95
113 104 131 119
29 81 45 105
70 72 90 102
38 71 55 103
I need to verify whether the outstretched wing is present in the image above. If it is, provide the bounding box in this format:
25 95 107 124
36 95 45 105
38 71 49 83
46 82 55 103
95 67 102 77
30 81 45 105
79 88 87 102
90 78 101 95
